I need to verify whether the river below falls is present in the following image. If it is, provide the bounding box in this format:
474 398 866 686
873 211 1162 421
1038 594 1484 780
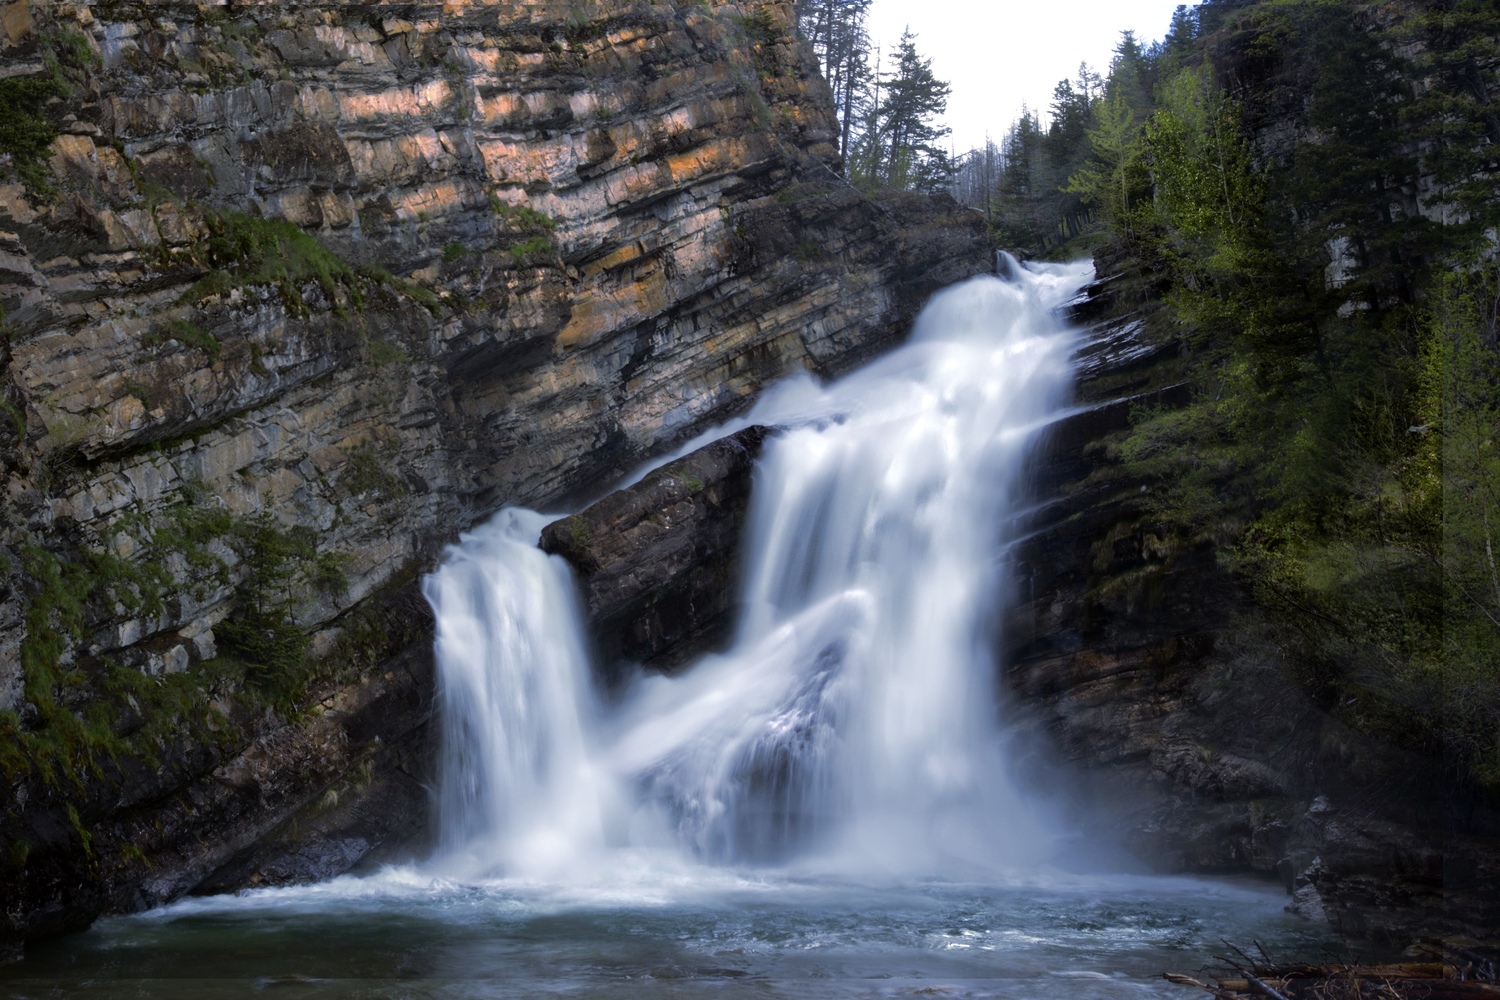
3 868 1335 999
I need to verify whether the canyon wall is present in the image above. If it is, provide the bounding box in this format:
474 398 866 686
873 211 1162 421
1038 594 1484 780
0 0 993 957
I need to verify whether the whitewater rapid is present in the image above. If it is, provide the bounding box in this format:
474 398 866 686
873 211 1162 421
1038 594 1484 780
423 257 1093 882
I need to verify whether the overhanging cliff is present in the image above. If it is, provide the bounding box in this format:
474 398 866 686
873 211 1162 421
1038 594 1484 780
0 0 994 957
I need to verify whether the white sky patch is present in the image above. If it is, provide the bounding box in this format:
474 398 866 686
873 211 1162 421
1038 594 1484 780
863 1 1201 153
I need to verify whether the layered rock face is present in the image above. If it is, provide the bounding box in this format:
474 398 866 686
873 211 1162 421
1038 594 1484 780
0 0 993 956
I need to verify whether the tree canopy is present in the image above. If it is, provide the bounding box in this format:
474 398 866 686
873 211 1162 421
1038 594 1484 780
935 0 1500 790
793 7 954 193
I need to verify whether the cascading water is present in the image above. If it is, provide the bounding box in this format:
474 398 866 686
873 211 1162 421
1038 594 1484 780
425 257 1091 879
16 259 1335 999
423 509 613 878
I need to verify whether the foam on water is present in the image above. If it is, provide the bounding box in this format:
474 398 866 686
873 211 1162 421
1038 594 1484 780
420 257 1091 883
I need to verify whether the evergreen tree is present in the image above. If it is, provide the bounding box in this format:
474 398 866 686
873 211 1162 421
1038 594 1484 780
1159 4 1200 73
873 29 953 191
795 0 874 164
1066 91 1148 231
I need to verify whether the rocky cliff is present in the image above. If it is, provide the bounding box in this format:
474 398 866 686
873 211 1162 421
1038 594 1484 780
0 0 993 958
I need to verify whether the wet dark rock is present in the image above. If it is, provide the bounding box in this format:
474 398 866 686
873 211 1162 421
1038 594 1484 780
541 426 770 683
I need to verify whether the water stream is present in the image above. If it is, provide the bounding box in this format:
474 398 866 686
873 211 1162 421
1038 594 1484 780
1 260 1334 999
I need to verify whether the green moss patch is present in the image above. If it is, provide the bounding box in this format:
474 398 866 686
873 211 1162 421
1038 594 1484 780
183 212 359 312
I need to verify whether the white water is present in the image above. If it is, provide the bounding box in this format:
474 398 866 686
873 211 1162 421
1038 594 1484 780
13 259 1337 998
8 260 1338 1000
423 257 1093 883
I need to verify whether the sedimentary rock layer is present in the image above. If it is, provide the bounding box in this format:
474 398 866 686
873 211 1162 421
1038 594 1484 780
0 0 993 955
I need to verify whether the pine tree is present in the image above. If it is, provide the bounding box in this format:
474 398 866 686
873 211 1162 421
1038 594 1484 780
795 0 874 164
874 29 952 191
1160 4 1200 74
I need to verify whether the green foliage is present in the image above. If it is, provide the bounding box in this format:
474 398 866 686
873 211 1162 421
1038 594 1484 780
568 518 590 547
358 263 444 314
1065 92 1148 232
4 541 169 789
508 235 554 264
4 491 353 789
146 318 221 361
367 339 408 366
1059 0 1500 786
123 379 152 408
489 197 560 263
795 0 873 164
0 26 104 198
1414 264 1500 783
954 59 1108 253
340 442 407 499
564 8 607 48
490 195 558 234
442 242 469 262
0 76 67 196
1389 1 1500 241
1 396 24 438
846 29 953 193
734 8 782 76
183 212 358 313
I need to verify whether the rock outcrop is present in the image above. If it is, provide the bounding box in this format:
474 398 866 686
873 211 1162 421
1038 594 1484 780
0 0 994 957
540 424 768 682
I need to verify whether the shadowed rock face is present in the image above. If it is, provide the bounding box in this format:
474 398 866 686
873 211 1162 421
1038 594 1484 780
0 1 994 956
541 425 769 683
1002 252 1499 952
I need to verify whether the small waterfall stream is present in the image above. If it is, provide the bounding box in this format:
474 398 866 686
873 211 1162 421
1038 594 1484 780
425 258 1092 879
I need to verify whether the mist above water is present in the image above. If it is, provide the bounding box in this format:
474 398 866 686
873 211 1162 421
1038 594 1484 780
425 257 1093 883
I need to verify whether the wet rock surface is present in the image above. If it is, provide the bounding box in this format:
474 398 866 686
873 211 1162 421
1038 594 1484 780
541 425 769 682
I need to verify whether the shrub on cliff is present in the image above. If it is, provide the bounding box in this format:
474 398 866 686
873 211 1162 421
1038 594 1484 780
184 212 358 311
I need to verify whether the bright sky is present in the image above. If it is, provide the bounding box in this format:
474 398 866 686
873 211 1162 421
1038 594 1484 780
864 1 1200 153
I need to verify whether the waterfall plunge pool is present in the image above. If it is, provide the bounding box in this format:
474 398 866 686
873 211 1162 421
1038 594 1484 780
1 260 1338 998
7 869 1332 998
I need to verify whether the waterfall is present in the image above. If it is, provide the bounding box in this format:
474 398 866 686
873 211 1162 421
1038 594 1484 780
423 258 1093 880
423 509 614 878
